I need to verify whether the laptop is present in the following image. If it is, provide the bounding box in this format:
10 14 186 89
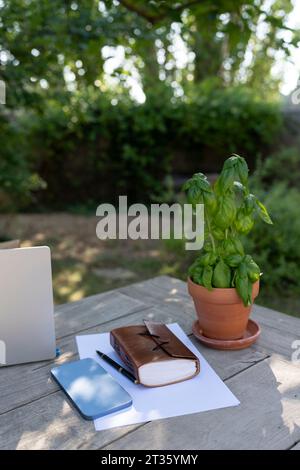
0 246 56 366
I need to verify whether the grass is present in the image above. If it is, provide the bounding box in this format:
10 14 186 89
50 239 187 304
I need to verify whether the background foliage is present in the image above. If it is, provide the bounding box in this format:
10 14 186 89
9 86 280 209
0 0 297 209
244 148 300 313
0 1 299 315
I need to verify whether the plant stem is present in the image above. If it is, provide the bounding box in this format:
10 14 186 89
205 213 216 252
209 233 216 252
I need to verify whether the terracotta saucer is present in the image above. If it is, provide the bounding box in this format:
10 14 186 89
192 319 261 350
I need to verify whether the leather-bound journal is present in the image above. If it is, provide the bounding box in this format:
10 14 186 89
110 321 200 387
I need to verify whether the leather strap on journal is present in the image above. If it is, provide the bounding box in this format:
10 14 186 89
142 320 196 359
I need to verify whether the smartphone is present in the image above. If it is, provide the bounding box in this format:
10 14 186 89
51 357 132 420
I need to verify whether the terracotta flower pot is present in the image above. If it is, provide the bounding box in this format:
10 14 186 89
188 277 260 340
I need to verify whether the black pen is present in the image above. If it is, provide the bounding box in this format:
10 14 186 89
96 350 138 384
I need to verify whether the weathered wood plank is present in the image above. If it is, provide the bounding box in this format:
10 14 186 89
0 391 145 450
252 303 300 336
54 290 147 338
119 275 189 305
189 336 266 380
150 275 189 296
252 305 300 360
104 355 300 450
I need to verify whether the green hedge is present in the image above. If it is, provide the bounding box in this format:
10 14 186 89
0 114 43 211
0 87 282 210
245 147 300 297
243 182 300 316
177 88 282 173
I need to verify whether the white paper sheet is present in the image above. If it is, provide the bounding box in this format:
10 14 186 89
76 323 240 431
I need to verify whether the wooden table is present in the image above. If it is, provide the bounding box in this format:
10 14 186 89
0 275 300 450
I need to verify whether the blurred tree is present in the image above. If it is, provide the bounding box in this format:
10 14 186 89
0 0 298 106
1 0 109 107
118 0 298 95
1 0 295 210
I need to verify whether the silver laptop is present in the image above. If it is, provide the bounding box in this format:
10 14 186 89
0 246 56 366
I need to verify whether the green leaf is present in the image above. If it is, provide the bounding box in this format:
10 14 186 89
222 238 237 256
186 185 204 206
247 279 253 305
235 154 249 186
235 275 251 306
225 254 243 267
203 191 217 214
244 255 261 282
237 261 248 279
235 260 253 305
192 173 211 191
235 210 254 234
198 252 212 266
183 173 213 207
212 259 231 288
244 194 256 214
192 269 203 285
214 194 236 229
203 240 213 252
202 266 213 290
233 181 246 194
211 226 225 240
255 199 273 225
224 154 249 186
215 167 235 194
183 173 211 193
223 156 238 171
232 237 244 255
248 271 260 282
209 253 218 265
189 262 203 285
188 264 196 277
231 268 237 287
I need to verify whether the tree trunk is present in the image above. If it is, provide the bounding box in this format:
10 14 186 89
138 40 160 95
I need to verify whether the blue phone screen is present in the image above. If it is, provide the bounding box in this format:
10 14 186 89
51 358 132 420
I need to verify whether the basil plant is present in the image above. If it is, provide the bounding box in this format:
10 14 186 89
184 155 273 306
